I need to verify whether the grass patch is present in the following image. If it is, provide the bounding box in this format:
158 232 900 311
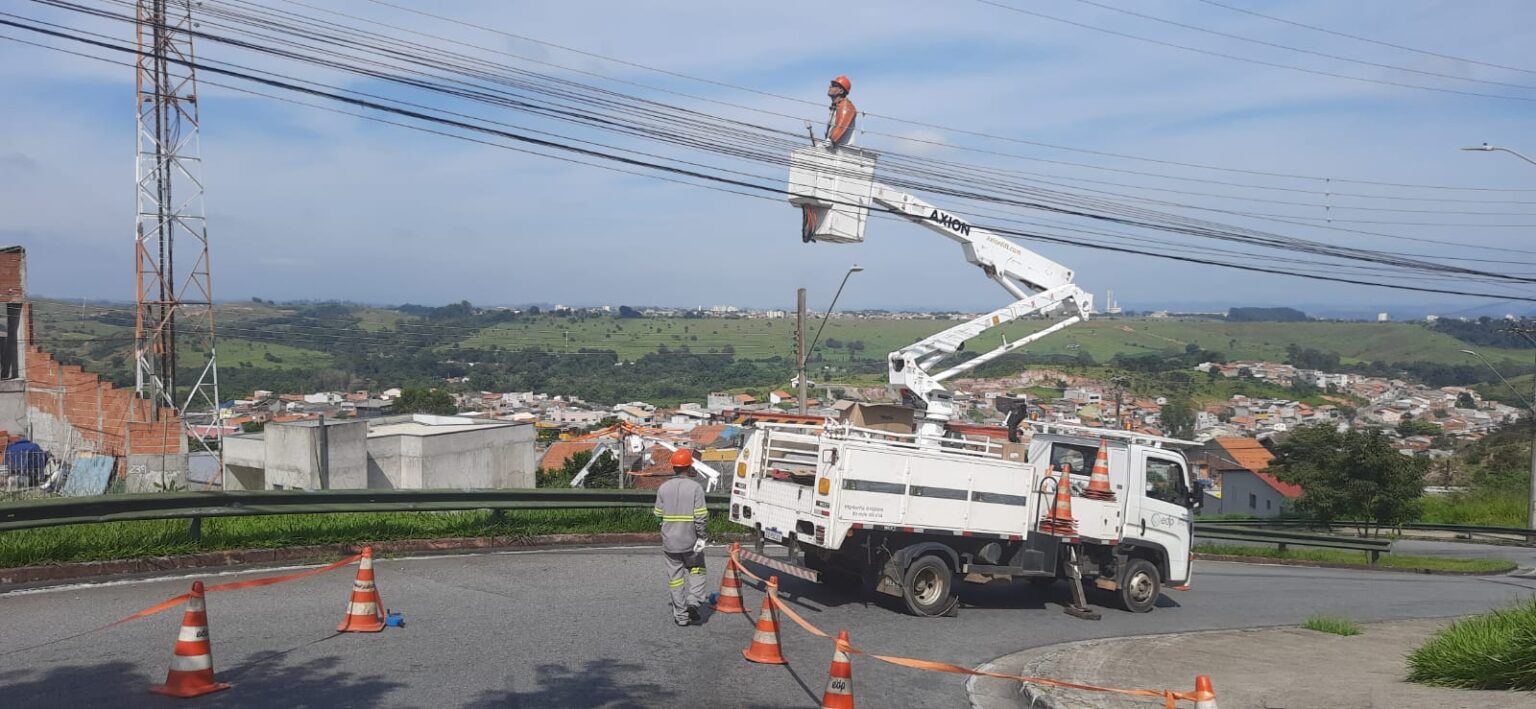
1408 599 1536 690
1418 489 1529 528
0 510 744 568
1301 614 1361 636
1194 543 1516 574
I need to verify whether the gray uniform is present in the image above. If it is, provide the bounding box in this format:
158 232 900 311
654 474 708 623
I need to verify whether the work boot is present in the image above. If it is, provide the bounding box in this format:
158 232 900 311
686 606 701 622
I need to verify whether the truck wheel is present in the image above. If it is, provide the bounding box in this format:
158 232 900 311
1119 558 1160 613
902 555 956 617
1027 576 1056 590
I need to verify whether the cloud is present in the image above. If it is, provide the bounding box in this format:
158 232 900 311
2 0 1534 313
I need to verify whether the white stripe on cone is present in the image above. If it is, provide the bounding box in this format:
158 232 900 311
177 625 210 642
169 654 213 672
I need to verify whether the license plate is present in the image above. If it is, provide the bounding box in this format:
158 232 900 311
763 528 784 542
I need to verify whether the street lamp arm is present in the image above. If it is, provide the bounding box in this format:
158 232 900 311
1462 143 1536 167
808 267 861 357
1461 349 1535 413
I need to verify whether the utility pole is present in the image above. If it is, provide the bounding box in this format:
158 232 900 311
1111 375 1129 429
1462 340 1536 530
797 288 809 415
133 0 221 472
1506 327 1536 530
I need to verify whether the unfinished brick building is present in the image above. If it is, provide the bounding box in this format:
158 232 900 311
1 246 189 492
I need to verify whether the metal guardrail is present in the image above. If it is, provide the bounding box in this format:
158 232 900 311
1197 518 1535 541
0 489 732 534
1193 524 1393 562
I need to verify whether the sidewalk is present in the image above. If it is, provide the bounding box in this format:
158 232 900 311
970 618 1532 709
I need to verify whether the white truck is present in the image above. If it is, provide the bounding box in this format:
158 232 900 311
725 140 1199 618
730 420 1199 617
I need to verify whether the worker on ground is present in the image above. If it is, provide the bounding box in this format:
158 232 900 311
803 74 859 242
654 448 709 626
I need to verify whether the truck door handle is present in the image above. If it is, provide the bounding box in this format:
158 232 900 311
1140 518 1146 535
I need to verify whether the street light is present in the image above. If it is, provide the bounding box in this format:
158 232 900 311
1461 143 1536 167
800 265 863 414
1459 348 1536 529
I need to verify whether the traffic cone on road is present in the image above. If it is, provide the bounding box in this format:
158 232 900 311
1038 465 1077 537
149 581 232 698
1192 675 1218 709
820 630 855 709
337 546 387 633
1082 440 1116 501
742 577 787 665
713 545 748 614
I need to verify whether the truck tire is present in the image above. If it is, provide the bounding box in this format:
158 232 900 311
902 555 957 617
1118 557 1160 613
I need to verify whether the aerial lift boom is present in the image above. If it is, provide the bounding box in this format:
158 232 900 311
788 146 1092 440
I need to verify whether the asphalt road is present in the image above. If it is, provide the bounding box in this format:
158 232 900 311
1 546 1532 708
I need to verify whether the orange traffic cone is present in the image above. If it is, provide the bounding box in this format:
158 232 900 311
149 581 232 698
1082 440 1116 501
742 577 787 665
1038 465 1077 537
820 630 855 709
713 545 748 614
1192 675 1218 708
338 546 387 633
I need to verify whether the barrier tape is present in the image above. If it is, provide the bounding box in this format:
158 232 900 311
106 552 364 627
0 551 365 658
730 548 1206 708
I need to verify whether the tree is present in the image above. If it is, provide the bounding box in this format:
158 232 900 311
1456 392 1477 409
393 387 457 416
617 305 643 319
1396 418 1441 437
1160 398 1196 439
1268 425 1426 537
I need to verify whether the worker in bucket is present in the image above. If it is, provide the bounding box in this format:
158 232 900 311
654 448 709 626
802 74 859 242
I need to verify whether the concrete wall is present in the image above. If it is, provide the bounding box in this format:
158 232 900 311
366 422 535 490
221 433 266 491
223 418 536 491
262 419 367 490
0 378 24 436
421 423 535 489
125 452 190 492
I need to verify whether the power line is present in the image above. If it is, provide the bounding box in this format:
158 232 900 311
1070 0 1536 91
1193 0 1536 78
9 6 1536 302
300 0 1536 193
971 0 1536 104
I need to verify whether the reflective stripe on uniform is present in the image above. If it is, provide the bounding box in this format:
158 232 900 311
660 515 695 522
652 507 664 516
692 507 708 515
669 577 686 588
689 567 705 575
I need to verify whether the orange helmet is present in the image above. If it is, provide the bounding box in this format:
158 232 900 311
830 75 851 94
670 448 694 468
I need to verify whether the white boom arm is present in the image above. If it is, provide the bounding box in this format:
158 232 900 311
787 146 1091 441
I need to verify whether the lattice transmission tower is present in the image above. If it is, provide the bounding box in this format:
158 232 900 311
133 0 220 454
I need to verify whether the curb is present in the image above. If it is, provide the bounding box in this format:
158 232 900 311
0 532 736 591
966 628 1251 709
1193 552 1515 576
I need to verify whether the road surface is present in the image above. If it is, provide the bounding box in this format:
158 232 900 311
1 545 1531 708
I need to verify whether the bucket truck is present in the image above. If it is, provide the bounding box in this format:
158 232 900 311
725 142 1199 618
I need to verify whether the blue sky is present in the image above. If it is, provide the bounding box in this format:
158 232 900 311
3 0 1536 315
